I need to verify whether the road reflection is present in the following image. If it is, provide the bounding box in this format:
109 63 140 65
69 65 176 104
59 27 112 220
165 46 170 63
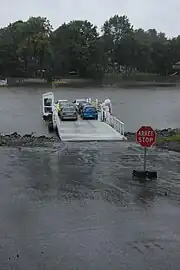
0 144 180 269
136 183 157 208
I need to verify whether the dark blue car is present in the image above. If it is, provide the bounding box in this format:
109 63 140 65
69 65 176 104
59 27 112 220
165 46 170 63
81 105 98 120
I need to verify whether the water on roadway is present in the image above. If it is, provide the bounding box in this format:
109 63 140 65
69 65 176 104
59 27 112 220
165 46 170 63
1 86 180 269
0 142 180 269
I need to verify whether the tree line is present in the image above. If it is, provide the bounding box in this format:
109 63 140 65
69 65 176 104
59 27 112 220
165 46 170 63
0 15 179 80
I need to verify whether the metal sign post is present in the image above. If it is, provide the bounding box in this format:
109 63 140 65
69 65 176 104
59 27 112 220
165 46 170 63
133 125 157 180
143 147 147 171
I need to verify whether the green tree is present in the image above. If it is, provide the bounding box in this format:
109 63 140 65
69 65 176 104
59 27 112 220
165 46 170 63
17 17 53 76
0 14 180 81
51 20 101 78
102 15 133 43
101 15 135 75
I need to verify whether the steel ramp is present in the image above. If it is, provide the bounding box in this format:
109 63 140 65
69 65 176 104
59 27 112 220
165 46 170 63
57 119 124 141
42 93 126 141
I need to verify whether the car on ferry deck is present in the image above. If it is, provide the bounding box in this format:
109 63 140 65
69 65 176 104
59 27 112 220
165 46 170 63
59 104 78 121
72 98 91 111
81 105 98 120
72 99 87 106
78 101 91 114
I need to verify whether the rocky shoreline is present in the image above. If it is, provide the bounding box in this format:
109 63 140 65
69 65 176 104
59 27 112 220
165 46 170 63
0 132 60 147
0 129 180 152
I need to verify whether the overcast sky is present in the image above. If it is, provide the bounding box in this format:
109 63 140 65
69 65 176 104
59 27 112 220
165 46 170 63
0 0 179 37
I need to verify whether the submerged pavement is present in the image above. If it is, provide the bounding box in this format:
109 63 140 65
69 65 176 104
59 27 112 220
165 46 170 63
0 141 180 269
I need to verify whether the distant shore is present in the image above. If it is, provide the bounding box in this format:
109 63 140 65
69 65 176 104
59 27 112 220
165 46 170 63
102 82 177 88
2 77 178 88
52 78 177 88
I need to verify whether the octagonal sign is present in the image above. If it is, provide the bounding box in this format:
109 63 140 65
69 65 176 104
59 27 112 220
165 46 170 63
136 125 156 148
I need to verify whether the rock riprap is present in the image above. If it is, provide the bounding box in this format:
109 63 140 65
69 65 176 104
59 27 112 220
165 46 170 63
0 132 60 147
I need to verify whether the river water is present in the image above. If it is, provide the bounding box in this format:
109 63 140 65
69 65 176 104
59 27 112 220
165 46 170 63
0 86 180 269
0 86 180 134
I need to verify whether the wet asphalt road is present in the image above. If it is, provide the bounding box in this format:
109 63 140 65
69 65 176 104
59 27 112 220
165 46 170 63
1 142 180 270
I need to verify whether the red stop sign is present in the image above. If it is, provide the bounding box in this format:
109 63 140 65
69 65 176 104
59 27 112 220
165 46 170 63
136 126 156 148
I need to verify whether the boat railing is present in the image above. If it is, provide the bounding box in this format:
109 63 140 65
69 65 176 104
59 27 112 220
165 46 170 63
107 114 125 137
100 104 125 138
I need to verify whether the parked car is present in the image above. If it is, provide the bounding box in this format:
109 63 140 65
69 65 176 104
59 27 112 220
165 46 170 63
60 105 78 121
81 105 98 120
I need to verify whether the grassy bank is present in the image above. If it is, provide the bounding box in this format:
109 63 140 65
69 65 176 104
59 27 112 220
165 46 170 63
52 76 177 88
156 133 180 152
157 133 180 143
103 71 180 82
101 72 178 87
125 130 180 153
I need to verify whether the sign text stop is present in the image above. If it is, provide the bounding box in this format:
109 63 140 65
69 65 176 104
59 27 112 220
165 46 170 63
136 126 156 148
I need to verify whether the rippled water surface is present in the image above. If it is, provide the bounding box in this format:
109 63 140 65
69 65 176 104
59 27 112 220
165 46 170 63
0 142 180 269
